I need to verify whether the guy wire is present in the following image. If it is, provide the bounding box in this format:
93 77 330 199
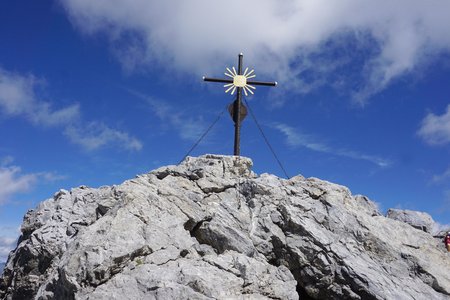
178 106 227 165
243 97 290 179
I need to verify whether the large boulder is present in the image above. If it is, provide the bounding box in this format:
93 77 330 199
1 155 450 299
386 208 436 233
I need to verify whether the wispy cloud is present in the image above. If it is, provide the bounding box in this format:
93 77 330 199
273 123 392 167
418 104 450 146
273 123 329 151
128 89 206 141
0 67 142 152
0 165 37 205
64 122 143 151
60 0 450 104
0 68 80 126
0 158 65 205
431 166 450 184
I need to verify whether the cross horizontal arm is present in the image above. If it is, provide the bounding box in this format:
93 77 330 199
203 77 233 84
247 80 278 87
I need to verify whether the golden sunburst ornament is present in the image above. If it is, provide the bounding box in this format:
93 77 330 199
203 53 277 99
223 67 257 96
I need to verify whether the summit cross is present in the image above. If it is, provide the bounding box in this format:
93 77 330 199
203 53 277 156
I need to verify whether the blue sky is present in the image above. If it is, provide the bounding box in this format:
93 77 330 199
1 0 450 261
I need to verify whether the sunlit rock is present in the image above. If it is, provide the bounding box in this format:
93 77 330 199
1 155 449 299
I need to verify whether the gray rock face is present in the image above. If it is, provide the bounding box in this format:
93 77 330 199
386 208 436 233
0 264 3 274
1 154 450 300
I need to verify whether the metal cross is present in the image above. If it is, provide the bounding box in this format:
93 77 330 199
203 53 277 156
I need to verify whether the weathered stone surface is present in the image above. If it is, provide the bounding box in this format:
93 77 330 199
386 208 436 233
1 154 450 299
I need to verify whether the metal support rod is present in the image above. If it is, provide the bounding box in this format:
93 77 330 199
234 53 243 156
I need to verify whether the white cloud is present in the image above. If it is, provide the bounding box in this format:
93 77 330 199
0 68 80 126
273 123 391 167
64 122 143 152
0 68 142 152
418 105 450 146
59 0 450 104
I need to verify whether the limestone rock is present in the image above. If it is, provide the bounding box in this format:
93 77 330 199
386 208 436 233
1 154 450 300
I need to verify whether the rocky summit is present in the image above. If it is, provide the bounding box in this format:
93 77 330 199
1 155 450 300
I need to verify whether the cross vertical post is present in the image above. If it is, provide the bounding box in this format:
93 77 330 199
203 53 277 156
234 53 243 155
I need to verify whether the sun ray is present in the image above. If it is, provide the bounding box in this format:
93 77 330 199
247 84 256 90
230 86 237 95
246 69 255 77
243 67 249 77
244 86 254 95
232 67 237 76
225 85 235 93
243 88 248 96
246 74 256 79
